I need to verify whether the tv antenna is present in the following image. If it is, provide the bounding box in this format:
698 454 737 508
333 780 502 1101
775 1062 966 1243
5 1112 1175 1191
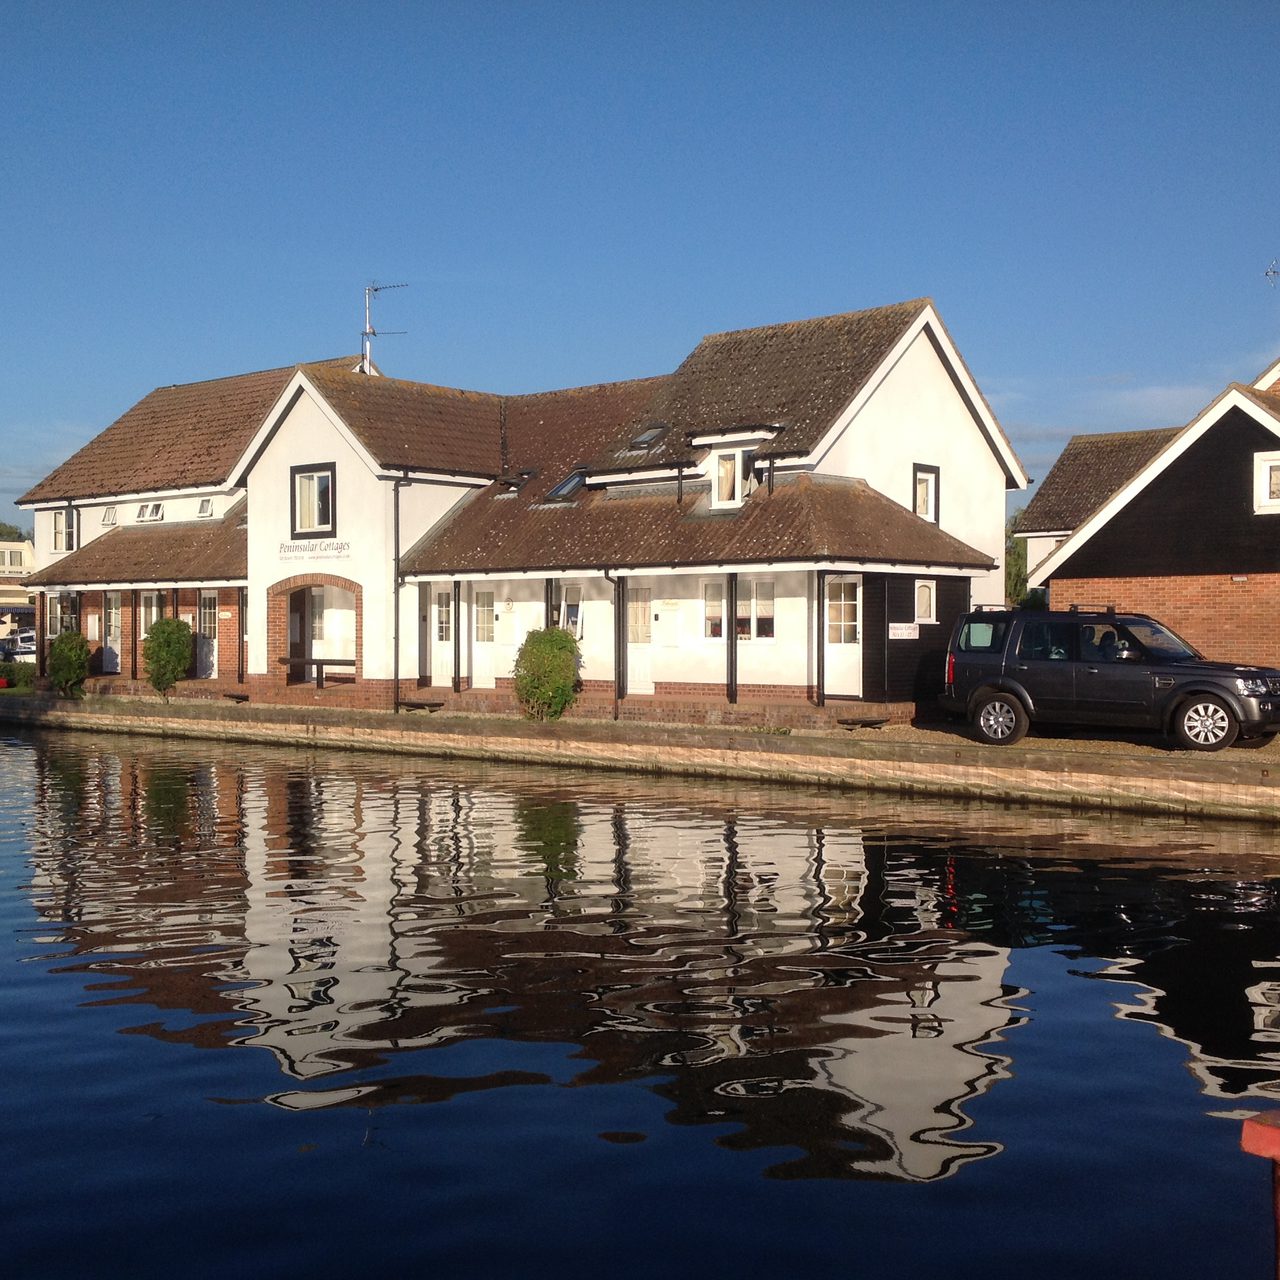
1267 259 1279 288
361 281 407 372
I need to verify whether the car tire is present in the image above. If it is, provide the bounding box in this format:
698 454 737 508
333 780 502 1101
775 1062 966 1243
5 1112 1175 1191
1173 695 1239 751
1234 732 1277 750
971 693 1029 746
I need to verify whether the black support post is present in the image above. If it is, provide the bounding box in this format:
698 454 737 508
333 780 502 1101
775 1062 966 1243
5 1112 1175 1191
726 572 738 704
451 580 462 693
815 571 826 708
613 576 627 717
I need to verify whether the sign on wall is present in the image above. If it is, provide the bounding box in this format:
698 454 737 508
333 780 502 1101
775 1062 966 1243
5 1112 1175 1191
279 539 352 563
888 622 920 640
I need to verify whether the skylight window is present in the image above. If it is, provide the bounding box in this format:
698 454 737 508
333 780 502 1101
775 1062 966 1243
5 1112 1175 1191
629 424 666 449
545 471 585 502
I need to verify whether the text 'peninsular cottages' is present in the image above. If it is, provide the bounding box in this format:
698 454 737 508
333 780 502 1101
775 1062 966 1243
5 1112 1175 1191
20 299 1027 723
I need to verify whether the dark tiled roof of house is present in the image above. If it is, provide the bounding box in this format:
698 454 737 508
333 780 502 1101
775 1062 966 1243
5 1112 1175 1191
584 299 931 471
1013 427 1183 535
27 500 248 587
300 366 505 476
19 357 362 504
402 471 992 576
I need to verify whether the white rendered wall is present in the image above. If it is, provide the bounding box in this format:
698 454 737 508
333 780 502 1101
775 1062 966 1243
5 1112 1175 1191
815 329 1008 606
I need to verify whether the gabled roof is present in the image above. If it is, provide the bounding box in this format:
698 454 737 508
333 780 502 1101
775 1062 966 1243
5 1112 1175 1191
27 499 249 588
1013 427 1183 535
19 357 363 505
402 470 992 576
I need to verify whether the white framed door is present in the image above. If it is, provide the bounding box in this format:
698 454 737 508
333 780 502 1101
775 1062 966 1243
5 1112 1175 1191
196 591 218 678
431 589 455 685
103 592 121 675
823 575 863 697
627 588 653 694
472 588 496 689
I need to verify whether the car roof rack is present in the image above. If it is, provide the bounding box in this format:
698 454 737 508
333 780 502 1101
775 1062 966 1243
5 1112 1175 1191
1068 603 1117 616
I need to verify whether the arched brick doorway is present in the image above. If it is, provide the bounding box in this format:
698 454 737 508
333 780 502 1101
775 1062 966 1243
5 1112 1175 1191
266 574 363 686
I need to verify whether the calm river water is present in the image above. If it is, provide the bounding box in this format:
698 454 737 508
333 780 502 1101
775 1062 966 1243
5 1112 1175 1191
3 729 1280 1278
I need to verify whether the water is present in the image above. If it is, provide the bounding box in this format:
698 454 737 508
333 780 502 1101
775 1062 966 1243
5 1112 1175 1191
2 728 1279 1279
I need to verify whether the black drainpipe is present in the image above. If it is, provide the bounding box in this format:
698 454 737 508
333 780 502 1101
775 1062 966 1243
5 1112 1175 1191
393 474 404 714
452 580 462 693
544 578 554 629
726 571 738 704
605 571 625 720
816 570 826 708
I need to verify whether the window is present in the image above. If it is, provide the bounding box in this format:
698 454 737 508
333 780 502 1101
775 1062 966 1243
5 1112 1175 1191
47 593 79 637
140 591 166 638
913 464 939 523
291 464 335 537
475 590 495 643
957 617 1007 653
436 591 452 643
827 579 859 644
1017 619 1075 661
101 506 117 527
52 509 76 552
559 586 583 639
710 450 753 509
628 589 651 643
703 582 723 638
136 502 163 522
6 550 22 567
914 579 936 625
197 498 213 518
545 471 584 502
736 580 775 639
1254 451 1280 513
310 587 325 642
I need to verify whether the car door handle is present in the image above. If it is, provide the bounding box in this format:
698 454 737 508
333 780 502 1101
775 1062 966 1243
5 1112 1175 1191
1085 666 1099 674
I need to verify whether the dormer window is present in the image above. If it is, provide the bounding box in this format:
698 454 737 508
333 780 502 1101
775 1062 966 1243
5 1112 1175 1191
136 502 164 522
710 449 754 509
545 470 585 503
291 463 335 538
913 464 939 523
197 498 213 518
101 506 117 527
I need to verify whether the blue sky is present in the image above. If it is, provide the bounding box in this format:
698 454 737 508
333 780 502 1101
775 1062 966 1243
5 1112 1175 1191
3 1 1278 528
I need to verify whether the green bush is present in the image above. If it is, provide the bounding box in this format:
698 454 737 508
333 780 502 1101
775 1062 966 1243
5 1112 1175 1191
143 617 193 700
48 631 91 698
512 627 579 720
0 660 36 690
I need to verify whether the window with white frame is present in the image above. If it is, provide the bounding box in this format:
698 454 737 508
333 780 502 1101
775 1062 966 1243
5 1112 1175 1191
436 591 452 643
52 508 76 552
735 579 775 639
5 550 19 567
558 585 583 639
915 579 937 625
310 587 325 642
136 502 164 522
827 579 859 644
47 593 79 637
627 588 651 643
703 582 724 638
101 506 117 527
291 463 335 537
710 450 754 509
913 464 939 523
197 498 214 518
140 591 166 638
1254 451 1280 513
475 590 495 642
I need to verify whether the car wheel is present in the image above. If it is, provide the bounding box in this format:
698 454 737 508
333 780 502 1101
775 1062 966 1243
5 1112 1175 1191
972 693 1029 746
1234 732 1277 750
1173 695 1239 751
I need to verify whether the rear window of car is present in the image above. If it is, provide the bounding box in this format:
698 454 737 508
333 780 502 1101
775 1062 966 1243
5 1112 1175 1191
957 618 1008 653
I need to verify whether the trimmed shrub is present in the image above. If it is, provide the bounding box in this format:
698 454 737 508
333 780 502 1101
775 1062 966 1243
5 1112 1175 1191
143 617 193 700
48 631 91 698
0 661 34 690
512 627 579 720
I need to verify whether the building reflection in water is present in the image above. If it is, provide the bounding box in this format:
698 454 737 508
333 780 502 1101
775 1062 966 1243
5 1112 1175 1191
21 735 1280 1182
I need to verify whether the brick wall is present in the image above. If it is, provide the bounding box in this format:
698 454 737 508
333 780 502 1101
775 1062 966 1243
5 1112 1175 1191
1050 574 1280 665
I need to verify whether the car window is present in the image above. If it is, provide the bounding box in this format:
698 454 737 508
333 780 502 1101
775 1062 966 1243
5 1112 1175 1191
957 619 1008 653
1017 620 1075 661
1122 620 1200 661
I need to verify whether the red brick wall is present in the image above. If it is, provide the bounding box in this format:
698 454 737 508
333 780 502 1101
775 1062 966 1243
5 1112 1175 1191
1050 574 1280 665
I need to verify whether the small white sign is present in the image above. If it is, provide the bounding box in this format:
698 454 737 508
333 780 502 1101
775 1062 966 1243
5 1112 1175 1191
889 622 919 640
218 610 232 620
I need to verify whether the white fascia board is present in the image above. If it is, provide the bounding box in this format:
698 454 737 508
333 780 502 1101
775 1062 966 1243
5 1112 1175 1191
584 467 684 486
403 568 614 584
22 482 233 511
804 304 1029 489
375 470 491 487
38 579 247 593
1253 356 1280 390
1012 529 1071 541
228 370 382 486
687 427 781 447
404 560 988 583
1028 385 1280 588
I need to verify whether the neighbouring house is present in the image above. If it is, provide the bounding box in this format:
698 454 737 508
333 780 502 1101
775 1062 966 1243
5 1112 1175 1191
0 539 35 636
20 298 1027 722
1022 355 1280 665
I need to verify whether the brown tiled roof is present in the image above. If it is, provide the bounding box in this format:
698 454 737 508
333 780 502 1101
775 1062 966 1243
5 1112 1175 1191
27 500 248 587
584 299 931 471
300 366 505 476
403 471 991 575
19 357 362 504
1013 427 1183 535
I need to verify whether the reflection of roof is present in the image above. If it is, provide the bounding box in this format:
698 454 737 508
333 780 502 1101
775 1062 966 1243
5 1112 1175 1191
404 472 994 575
1014 428 1182 535
19 357 362 504
28 499 248 587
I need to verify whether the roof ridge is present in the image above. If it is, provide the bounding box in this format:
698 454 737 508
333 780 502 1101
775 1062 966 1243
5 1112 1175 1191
153 355 361 390
306 366 504 402
697 297 931 343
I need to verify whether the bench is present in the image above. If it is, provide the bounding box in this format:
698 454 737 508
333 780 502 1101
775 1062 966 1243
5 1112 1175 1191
278 657 356 689
222 692 250 704
837 717 889 729
400 700 445 712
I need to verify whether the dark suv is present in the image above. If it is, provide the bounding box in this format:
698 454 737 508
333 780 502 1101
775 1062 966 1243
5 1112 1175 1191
939 607 1280 751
